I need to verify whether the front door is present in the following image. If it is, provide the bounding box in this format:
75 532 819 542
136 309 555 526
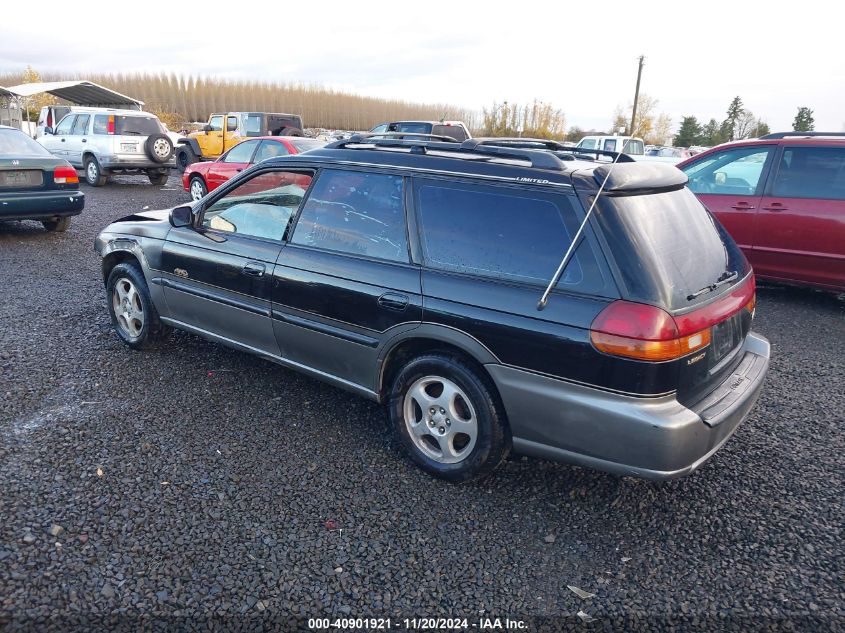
272 168 422 390
682 144 776 264
42 114 76 158
160 167 314 355
754 144 845 288
203 115 225 157
206 139 260 191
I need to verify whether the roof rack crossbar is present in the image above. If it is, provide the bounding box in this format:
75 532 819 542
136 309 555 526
473 137 636 163
326 134 566 170
759 132 845 139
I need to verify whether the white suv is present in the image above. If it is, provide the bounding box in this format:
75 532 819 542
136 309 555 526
38 108 174 186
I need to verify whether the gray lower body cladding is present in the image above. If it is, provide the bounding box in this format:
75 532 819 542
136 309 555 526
488 332 770 480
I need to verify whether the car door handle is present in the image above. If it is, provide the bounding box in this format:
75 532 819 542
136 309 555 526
60 138 66 142
730 202 755 210
762 203 786 212
82 138 87 143
235 168 242 172
241 262 266 277
378 292 409 311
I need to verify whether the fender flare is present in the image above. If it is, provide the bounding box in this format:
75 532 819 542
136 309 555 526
175 138 202 156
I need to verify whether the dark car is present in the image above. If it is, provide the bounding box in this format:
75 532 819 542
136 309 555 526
182 136 325 201
369 120 471 142
677 132 845 292
95 135 769 482
0 125 84 231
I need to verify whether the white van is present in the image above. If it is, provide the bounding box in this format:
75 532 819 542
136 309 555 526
576 135 645 155
36 105 76 138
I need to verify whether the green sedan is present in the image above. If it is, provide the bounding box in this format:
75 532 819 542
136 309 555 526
0 125 84 231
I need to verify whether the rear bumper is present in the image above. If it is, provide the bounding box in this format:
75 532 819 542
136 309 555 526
0 190 84 221
488 332 770 480
99 154 173 170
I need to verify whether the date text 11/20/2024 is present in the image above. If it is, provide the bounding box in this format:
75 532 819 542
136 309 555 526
308 617 528 630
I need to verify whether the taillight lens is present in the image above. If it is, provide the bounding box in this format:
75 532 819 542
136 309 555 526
53 166 79 185
591 274 755 362
107 115 115 134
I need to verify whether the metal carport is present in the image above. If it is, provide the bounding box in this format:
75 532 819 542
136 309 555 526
3 80 144 109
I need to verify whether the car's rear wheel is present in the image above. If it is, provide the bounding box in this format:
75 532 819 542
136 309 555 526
84 156 107 186
189 176 207 201
278 127 304 137
175 146 196 173
106 262 165 350
41 216 71 232
148 171 169 186
388 354 509 482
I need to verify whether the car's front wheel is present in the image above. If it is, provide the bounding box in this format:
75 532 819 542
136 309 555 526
388 354 510 482
189 175 207 201
106 262 165 350
148 171 169 186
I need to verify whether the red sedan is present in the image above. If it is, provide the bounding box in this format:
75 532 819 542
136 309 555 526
677 134 845 292
182 136 324 201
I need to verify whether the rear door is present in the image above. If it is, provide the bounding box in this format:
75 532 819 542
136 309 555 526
682 144 776 264
223 114 241 152
160 167 315 355
205 139 260 191
754 144 845 289
272 168 422 391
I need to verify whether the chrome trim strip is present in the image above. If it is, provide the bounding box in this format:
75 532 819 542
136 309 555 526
271 309 379 348
155 277 271 318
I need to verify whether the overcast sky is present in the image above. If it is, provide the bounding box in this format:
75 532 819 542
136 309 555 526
2 0 843 133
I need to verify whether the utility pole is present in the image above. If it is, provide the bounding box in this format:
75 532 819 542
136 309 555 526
629 55 645 137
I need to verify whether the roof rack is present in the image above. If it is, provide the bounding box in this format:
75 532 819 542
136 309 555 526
360 132 459 143
759 132 845 139
325 134 566 171
474 137 636 163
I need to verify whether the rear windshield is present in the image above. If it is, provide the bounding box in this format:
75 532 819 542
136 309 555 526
594 187 750 310
289 138 325 152
115 116 163 136
0 128 52 157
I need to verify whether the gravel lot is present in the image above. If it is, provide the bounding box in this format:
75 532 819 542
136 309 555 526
0 174 843 632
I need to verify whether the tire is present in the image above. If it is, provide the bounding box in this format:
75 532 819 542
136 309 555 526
279 127 304 137
388 354 510 482
144 133 174 163
41 216 71 232
84 156 107 186
106 262 166 350
189 175 207 201
148 171 169 186
175 146 196 173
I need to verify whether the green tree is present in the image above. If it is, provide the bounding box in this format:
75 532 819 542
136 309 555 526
722 96 744 141
674 116 702 147
749 120 770 138
700 118 722 146
793 107 815 131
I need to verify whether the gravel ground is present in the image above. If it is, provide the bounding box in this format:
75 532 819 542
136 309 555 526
0 174 843 632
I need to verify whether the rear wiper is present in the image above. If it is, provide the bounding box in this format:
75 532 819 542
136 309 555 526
686 270 738 301
120 131 142 136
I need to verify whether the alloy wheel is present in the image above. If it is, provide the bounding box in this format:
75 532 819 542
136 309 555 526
112 277 144 338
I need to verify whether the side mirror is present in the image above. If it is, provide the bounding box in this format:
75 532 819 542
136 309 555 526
202 125 212 133
169 205 194 228
714 172 727 185
44 126 53 135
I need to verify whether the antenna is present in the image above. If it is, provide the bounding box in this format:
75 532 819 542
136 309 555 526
536 149 625 311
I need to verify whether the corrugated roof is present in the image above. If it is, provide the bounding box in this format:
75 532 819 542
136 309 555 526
0 86 18 98
3 80 144 107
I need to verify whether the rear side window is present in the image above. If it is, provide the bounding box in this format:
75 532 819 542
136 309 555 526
92 115 109 135
414 180 606 291
393 122 432 134
71 114 90 135
291 169 408 262
772 146 845 200
433 124 468 141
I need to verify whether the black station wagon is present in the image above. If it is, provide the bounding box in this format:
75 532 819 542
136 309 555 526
95 135 770 482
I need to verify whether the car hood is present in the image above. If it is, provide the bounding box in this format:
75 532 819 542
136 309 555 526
99 208 175 241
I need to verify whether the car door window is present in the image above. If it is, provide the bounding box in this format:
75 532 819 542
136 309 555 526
772 146 845 200
71 114 90 136
683 146 772 195
222 140 259 163
54 115 75 135
291 169 408 262
226 116 238 132
254 140 290 163
201 169 314 241
414 180 608 291
208 116 223 132
370 124 388 133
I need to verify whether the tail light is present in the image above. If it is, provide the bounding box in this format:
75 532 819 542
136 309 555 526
53 166 79 185
107 115 115 135
591 274 756 362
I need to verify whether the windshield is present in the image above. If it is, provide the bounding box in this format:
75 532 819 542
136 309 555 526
115 116 163 136
0 129 52 157
594 187 750 310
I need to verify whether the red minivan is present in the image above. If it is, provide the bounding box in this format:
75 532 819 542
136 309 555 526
182 136 324 201
677 134 845 292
